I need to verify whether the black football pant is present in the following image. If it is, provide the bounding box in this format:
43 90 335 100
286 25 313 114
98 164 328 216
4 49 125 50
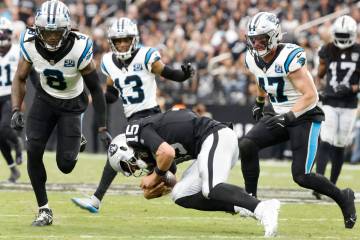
239 115 344 206
94 106 161 201
26 97 81 207
0 99 21 166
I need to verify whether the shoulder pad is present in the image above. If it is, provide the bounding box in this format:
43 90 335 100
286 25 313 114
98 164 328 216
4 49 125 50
100 52 113 77
284 46 306 74
19 29 35 63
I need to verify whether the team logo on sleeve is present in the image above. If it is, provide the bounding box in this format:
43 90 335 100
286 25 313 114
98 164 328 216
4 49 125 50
133 63 143 71
64 59 75 67
275 64 283 73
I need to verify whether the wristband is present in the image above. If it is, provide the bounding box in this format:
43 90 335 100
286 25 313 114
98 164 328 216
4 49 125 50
154 166 167 176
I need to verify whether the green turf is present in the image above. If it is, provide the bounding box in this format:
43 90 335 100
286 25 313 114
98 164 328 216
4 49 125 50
0 152 358 239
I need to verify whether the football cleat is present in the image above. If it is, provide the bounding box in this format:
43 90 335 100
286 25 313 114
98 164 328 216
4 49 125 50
238 207 255 219
79 135 87 152
32 208 53 226
8 167 20 183
71 196 99 213
254 199 280 237
340 188 357 229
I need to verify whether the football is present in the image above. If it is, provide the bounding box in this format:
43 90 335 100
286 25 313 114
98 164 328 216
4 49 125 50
163 171 177 188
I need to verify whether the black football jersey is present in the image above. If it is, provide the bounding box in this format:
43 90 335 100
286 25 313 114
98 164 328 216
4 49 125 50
318 43 360 108
125 109 227 162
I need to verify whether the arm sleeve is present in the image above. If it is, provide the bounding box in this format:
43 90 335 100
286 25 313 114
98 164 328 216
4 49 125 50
318 45 328 59
285 48 306 74
78 38 94 70
105 85 119 104
144 48 161 72
140 125 165 153
83 70 106 127
160 65 187 82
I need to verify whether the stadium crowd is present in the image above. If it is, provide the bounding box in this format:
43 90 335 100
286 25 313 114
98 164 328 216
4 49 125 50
1 0 359 106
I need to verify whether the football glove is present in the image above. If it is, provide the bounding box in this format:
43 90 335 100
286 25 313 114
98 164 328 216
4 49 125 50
98 128 112 149
335 84 353 97
11 110 25 130
181 62 194 79
252 97 265 122
264 111 296 130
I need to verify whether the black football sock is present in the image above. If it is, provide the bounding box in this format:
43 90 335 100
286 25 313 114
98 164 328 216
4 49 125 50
208 183 260 212
330 146 345 185
94 159 118 201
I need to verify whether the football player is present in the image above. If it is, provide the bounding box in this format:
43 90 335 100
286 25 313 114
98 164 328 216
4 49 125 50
10 0 111 226
0 17 23 182
314 15 360 197
109 109 280 237
239 12 356 229
71 17 194 213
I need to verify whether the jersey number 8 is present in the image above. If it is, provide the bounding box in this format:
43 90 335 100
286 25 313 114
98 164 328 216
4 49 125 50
44 69 67 90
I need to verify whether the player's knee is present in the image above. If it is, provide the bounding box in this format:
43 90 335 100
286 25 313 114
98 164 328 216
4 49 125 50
57 152 78 174
239 138 258 158
292 173 307 187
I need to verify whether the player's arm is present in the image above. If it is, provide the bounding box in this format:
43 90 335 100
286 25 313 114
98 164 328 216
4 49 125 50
139 127 176 189
288 66 318 116
104 77 119 104
316 58 327 90
151 59 194 82
80 61 108 130
11 56 32 111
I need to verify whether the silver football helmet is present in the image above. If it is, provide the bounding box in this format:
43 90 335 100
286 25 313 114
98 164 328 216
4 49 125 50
246 12 282 57
332 15 357 49
108 134 150 177
108 17 140 61
0 17 13 47
34 0 71 51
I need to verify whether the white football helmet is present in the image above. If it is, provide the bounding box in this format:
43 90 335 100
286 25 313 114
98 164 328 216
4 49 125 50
108 17 140 61
34 0 71 51
246 12 282 57
0 17 13 47
108 134 150 177
332 15 357 49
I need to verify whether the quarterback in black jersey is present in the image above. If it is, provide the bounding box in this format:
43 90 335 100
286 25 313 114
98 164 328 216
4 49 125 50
315 15 360 196
108 109 280 237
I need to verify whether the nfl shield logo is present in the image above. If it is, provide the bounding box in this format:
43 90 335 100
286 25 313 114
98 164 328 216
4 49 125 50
275 64 283 73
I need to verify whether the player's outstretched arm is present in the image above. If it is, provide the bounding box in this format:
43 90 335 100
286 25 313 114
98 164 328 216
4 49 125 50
11 56 32 112
152 60 194 82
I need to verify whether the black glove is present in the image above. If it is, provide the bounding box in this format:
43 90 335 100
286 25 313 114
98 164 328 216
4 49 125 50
181 63 194 79
264 111 296 130
252 98 265 122
99 128 112 149
335 84 353 97
11 110 25 130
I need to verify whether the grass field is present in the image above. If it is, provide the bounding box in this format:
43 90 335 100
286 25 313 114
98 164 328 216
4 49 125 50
0 152 359 240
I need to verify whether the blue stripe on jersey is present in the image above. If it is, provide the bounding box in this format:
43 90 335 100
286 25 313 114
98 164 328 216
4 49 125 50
305 121 321 174
101 61 110 76
20 31 32 63
144 48 157 71
77 38 93 68
284 48 304 74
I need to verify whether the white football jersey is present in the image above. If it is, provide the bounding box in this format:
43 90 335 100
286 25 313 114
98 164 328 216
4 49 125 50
0 44 20 97
246 43 317 114
19 28 93 99
101 47 160 118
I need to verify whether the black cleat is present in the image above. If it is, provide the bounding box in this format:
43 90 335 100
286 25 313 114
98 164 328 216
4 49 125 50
8 167 20 183
340 188 357 229
80 135 87 152
312 191 322 200
32 208 53 226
